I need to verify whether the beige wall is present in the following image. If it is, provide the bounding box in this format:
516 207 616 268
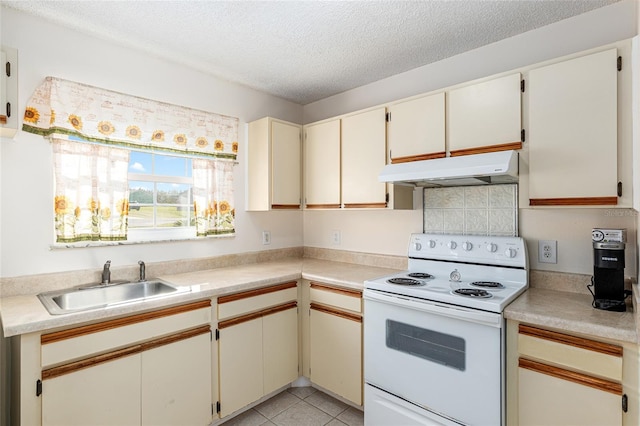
0 7 304 279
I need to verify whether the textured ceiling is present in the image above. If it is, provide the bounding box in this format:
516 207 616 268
2 0 618 104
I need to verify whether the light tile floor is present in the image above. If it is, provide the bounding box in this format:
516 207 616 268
220 387 364 426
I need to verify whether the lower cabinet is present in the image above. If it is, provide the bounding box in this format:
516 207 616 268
38 300 214 426
307 282 363 405
508 321 638 426
217 282 299 418
42 353 141 425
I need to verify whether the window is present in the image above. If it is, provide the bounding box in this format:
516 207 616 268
22 76 238 246
128 151 195 241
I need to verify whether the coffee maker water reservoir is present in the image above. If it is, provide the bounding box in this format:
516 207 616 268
590 228 628 312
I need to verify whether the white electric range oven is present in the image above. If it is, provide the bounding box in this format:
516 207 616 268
364 233 528 425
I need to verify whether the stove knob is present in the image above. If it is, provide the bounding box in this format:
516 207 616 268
486 243 498 253
447 241 457 249
414 242 422 251
462 241 473 251
505 248 517 258
428 240 436 248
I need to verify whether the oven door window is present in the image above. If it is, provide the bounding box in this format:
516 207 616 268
386 319 465 371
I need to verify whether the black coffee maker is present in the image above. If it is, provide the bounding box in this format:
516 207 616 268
590 228 627 312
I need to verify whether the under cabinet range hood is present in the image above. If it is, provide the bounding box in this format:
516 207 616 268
379 150 519 187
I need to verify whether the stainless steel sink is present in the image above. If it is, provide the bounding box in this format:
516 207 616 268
38 280 190 315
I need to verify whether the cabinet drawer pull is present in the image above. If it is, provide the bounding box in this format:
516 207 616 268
218 282 297 304
518 324 622 357
218 301 297 329
519 358 622 395
310 302 361 323
41 300 212 344
310 282 362 298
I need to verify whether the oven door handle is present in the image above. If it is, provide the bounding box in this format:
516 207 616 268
363 289 503 328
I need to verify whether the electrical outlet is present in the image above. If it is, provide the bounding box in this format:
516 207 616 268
262 230 271 245
331 230 341 245
538 240 557 264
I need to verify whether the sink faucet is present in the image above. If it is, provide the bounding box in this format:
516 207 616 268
138 260 146 282
101 260 111 285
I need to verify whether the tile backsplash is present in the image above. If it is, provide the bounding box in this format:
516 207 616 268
423 184 518 236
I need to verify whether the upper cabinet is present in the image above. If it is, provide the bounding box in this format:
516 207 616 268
528 48 619 206
447 73 523 156
304 119 341 209
0 46 18 138
387 92 446 163
247 117 302 211
341 107 388 208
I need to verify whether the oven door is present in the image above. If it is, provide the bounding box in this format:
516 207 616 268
363 289 504 426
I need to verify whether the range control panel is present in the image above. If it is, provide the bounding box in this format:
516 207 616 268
408 233 528 269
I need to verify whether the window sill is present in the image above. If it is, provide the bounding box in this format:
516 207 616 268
49 233 234 250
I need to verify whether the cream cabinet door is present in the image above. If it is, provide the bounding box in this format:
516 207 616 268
528 48 618 206
142 333 212 426
341 107 387 208
518 364 622 426
304 119 341 208
310 307 362 405
271 120 302 208
247 117 301 211
388 92 445 163
42 354 141 426
448 73 522 155
218 318 263 418
263 306 299 395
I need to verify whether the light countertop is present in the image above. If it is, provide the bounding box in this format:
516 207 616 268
2 257 638 345
0 258 401 337
504 286 637 344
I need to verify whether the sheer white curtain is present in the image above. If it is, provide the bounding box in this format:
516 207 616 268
193 159 235 237
52 139 130 243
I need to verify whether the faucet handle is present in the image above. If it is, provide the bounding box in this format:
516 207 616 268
138 260 146 282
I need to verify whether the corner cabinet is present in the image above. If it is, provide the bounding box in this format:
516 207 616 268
217 282 299 418
528 48 619 206
304 119 341 209
307 282 363 406
447 72 523 156
341 107 387 208
247 117 302 211
507 321 639 426
36 300 214 426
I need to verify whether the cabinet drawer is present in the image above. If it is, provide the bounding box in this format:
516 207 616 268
41 300 212 368
518 324 622 381
310 282 362 313
218 282 297 320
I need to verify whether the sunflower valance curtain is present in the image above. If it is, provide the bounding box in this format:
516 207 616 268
22 76 239 159
23 77 239 244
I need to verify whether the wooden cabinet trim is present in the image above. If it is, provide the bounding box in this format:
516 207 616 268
218 301 297 329
42 325 211 380
343 203 387 209
449 141 522 157
518 358 622 395
529 197 618 206
271 204 301 210
41 299 212 345
390 152 446 164
310 302 362 323
305 204 341 209
0 116 6 125
518 324 622 357
310 282 362 298
218 282 297 304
